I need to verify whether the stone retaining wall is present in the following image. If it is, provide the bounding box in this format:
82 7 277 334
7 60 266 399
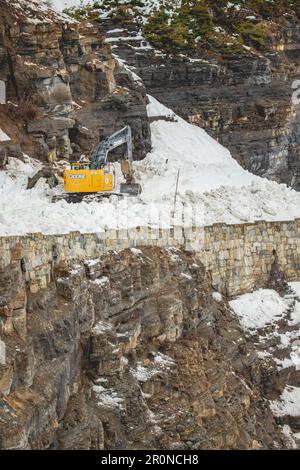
0 219 300 297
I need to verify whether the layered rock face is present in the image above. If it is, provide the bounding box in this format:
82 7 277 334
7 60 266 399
0 0 151 162
2 1 300 188
0 245 296 450
101 16 300 189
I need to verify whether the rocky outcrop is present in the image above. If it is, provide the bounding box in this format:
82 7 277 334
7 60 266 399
100 16 300 189
0 244 298 450
0 0 151 163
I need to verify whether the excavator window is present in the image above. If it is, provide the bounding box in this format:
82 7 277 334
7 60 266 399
71 163 91 170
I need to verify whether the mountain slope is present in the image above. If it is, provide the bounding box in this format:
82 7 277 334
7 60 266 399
62 0 300 189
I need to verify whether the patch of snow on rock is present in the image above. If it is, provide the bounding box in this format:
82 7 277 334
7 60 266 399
93 384 124 410
229 289 289 333
0 128 10 142
212 292 223 302
270 386 300 417
91 321 112 335
281 425 300 449
132 352 175 383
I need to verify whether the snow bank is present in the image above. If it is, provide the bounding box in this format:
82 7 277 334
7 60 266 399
135 96 300 225
2 96 300 235
0 128 10 142
229 289 289 332
139 96 257 198
270 386 300 417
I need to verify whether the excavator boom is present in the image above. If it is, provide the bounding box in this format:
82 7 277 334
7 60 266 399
90 125 140 195
91 126 133 169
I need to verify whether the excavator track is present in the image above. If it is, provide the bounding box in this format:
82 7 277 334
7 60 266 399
52 192 124 204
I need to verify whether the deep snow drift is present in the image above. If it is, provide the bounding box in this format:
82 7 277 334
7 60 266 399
2 96 300 235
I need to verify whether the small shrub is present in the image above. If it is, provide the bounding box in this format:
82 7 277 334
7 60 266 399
17 97 41 123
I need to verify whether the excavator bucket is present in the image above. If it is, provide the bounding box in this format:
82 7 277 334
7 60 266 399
120 160 141 196
120 182 142 196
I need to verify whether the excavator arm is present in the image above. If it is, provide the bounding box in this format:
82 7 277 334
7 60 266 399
90 125 140 195
91 126 132 169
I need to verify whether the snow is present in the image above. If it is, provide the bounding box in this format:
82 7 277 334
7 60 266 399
275 348 300 371
289 282 300 299
0 128 10 142
180 272 192 280
50 0 83 11
3 96 300 235
231 288 300 372
84 258 100 267
107 29 126 34
113 54 143 83
287 283 300 326
281 425 300 449
131 352 175 383
212 292 223 303
105 35 144 43
147 96 176 120
93 384 124 410
275 328 300 371
229 289 289 333
11 0 78 24
289 303 300 327
153 352 175 367
92 276 109 287
136 96 300 226
130 247 143 256
270 386 300 417
0 339 6 366
91 321 112 335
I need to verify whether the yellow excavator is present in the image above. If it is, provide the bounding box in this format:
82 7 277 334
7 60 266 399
63 125 141 200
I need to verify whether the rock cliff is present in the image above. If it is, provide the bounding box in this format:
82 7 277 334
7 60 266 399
0 0 151 163
1 1 300 451
0 243 299 450
94 4 300 189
